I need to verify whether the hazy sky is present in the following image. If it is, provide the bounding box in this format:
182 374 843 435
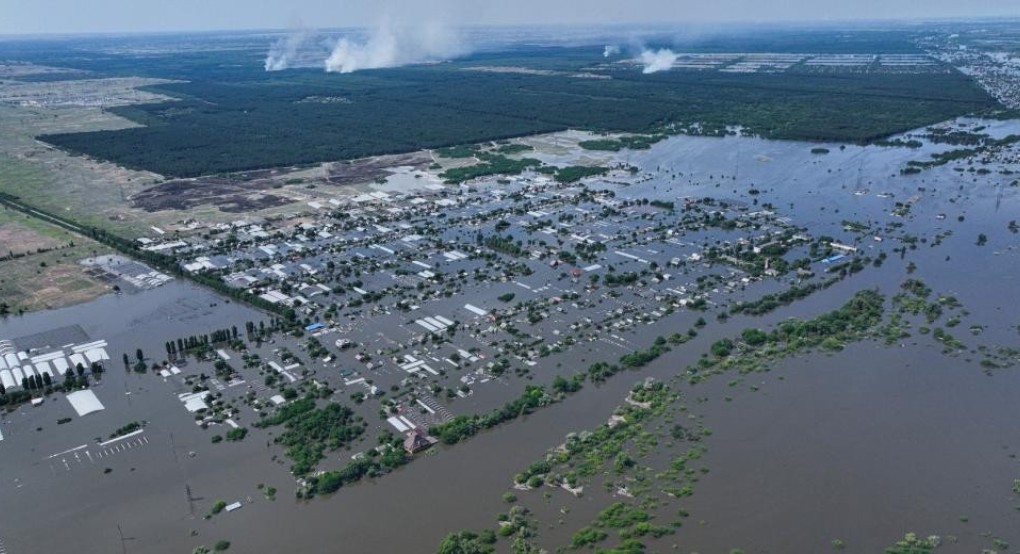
1 0 1018 36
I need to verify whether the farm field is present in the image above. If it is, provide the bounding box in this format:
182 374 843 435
0 206 111 313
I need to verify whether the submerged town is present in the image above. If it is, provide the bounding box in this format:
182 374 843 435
1 18 1020 554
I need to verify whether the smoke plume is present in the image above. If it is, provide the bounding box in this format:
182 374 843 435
639 48 677 74
324 19 465 74
603 45 621 58
265 29 314 71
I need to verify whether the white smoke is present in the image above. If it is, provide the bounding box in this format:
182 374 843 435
324 18 465 74
639 48 678 74
265 30 314 72
603 45 621 58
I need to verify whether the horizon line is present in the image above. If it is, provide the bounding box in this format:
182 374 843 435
2 15 1019 41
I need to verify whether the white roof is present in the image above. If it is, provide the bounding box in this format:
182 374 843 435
387 416 410 432
423 317 447 329
35 361 55 378
84 348 110 364
52 358 70 374
68 353 87 370
0 370 14 389
179 391 210 413
30 351 65 364
71 340 107 353
66 390 105 416
416 319 440 332
184 398 208 412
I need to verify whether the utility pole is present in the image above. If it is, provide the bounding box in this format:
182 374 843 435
185 484 197 517
117 524 134 554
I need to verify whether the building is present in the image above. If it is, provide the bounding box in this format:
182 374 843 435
829 242 859 254
403 429 436 454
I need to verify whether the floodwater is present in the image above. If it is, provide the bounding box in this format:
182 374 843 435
674 342 1020 553
0 280 259 352
1 120 1020 553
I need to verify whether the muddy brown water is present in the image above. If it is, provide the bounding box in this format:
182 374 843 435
2 273 1016 554
1 122 1019 553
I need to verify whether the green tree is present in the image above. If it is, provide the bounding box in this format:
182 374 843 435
225 427 248 441
711 338 734 357
741 328 768 346
436 531 495 554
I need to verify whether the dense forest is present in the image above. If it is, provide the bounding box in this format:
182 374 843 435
16 36 999 178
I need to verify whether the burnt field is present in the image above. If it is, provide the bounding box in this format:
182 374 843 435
129 152 435 212
324 152 433 186
131 178 292 213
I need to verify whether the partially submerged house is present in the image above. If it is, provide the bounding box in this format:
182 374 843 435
403 428 437 454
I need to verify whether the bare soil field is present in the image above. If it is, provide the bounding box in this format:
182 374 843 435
0 206 112 312
0 247 111 312
0 221 63 256
0 76 176 109
0 206 78 253
0 62 88 80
